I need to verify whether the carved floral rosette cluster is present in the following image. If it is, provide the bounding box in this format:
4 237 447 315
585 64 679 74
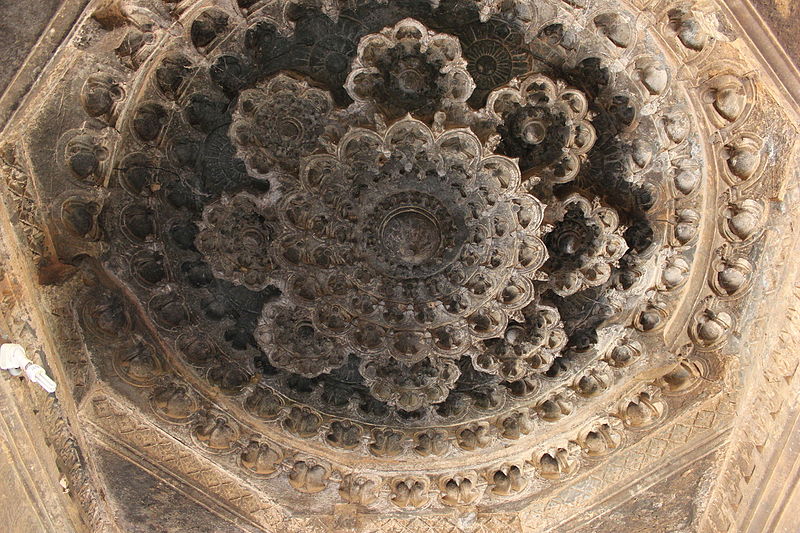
195 194 278 291
43 0 796 518
468 303 567 381
198 114 555 410
544 194 628 296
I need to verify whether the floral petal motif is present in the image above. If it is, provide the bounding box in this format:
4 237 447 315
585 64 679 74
345 18 475 119
488 74 596 184
470 303 567 381
231 74 333 174
360 356 460 411
195 193 279 291
544 194 629 296
256 305 348 377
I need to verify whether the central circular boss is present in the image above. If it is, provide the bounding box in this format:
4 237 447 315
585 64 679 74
380 206 442 265
362 191 466 281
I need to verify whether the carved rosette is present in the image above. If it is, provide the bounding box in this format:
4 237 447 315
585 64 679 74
360 357 460 411
231 75 334 173
345 18 476 118
468 303 567 381
487 74 596 184
195 194 278 291
199 113 555 408
544 194 628 296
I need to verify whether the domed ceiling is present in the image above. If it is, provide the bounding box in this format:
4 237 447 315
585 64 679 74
1 0 799 531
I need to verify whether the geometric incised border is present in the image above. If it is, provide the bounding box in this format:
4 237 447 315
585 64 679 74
86 391 287 531
532 390 735 531
82 381 734 532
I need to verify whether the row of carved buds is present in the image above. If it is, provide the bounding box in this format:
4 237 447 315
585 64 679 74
630 100 704 336
340 362 704 509
139 353 706 510
170 315 629 455
701 68 767 213
585 3 709 335
146 313 652 459
616 2 748 348
689 40 769 349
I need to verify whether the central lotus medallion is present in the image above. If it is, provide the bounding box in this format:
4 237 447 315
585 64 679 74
193 19 618 411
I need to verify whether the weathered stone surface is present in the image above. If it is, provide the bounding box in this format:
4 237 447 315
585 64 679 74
751 0 800 64
94 446 245 533
0 0 62 94
0 1 798 532
567 451 721 533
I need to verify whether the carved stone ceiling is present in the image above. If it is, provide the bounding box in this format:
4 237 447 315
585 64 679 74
0 0 798 531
